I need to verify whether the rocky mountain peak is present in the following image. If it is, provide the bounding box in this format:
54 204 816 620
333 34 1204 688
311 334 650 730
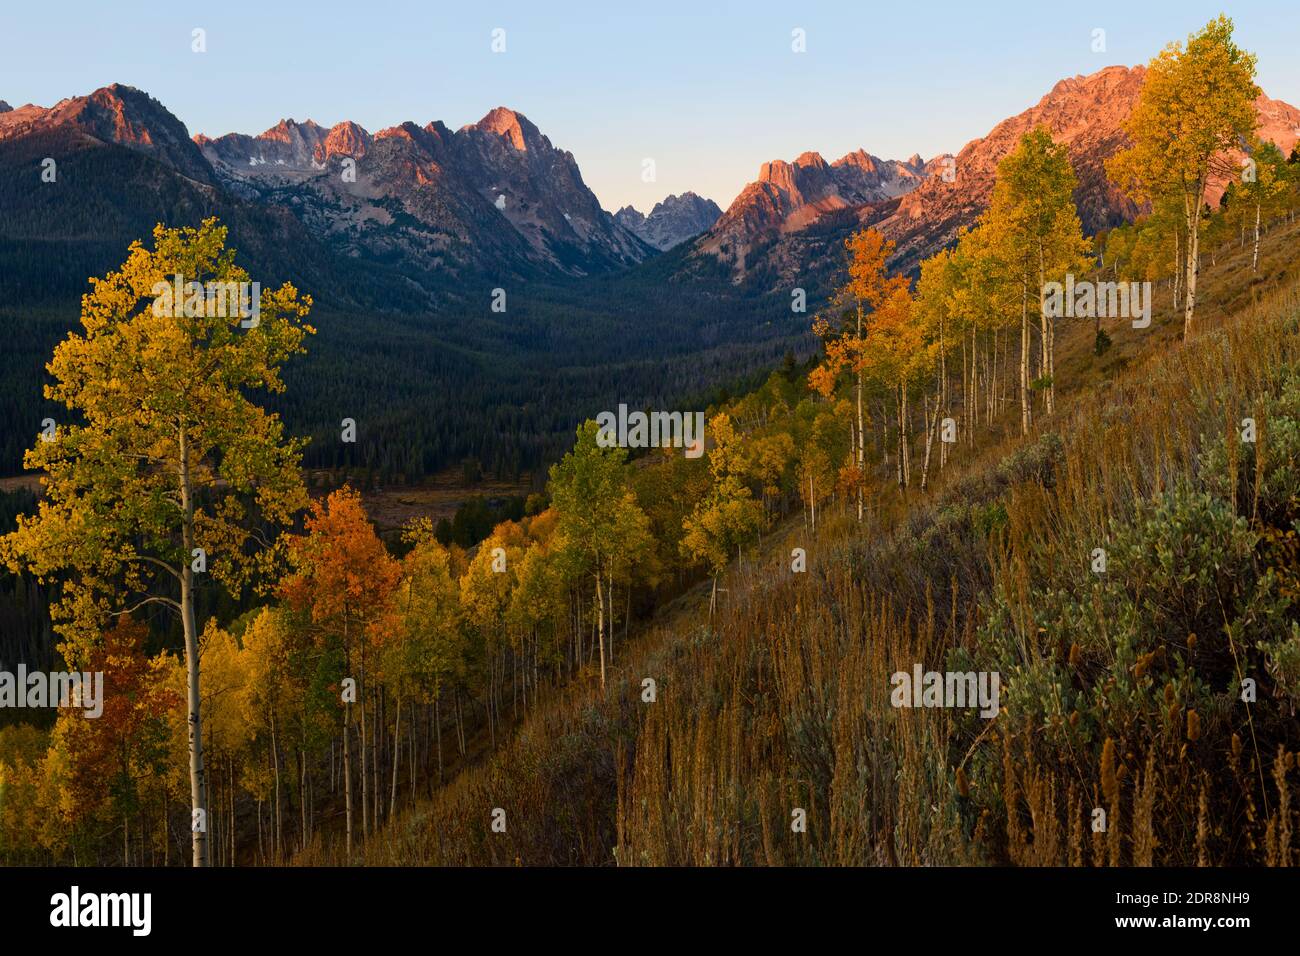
614 204 646 226
189 101 649 277
703 141 931 271
614 192 722 250
262 117 323 141
834 148 880 174
469 107 540 151
323 120 372 160
0 83 213 184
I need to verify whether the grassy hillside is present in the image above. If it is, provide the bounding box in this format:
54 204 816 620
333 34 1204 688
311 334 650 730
306 219 1300 867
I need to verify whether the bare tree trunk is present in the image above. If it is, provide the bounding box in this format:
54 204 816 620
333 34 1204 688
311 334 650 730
455 686 465 756
939 316 948 470
1038 247 1054 416
901 385 911 487
985 331 992 425
920 385 942 491
1184 192 1201 341
373 687 381 830
1038 247 1051 415
486 655 496 748
809 472 816 534
1019 281 1031 434
359 651 368 841
595 569 607 689
962 330 970 445
855 302 865 522
434 692 444 784
1252 201 1262 273
1173 228 1181 310
230 754 237 865
178 424 209 868
390 697 401 819
895 386 903 488
270 707 281 861
342 699 353 860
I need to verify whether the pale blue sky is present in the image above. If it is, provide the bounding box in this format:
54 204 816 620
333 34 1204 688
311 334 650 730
3 1 1297 213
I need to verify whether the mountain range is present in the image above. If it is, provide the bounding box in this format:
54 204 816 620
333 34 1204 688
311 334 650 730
2 66 1298 308
195 105 651 279
0 86 653 308
689 64 1300 289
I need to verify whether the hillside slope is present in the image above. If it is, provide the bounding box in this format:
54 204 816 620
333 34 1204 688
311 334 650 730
314 217 1300 867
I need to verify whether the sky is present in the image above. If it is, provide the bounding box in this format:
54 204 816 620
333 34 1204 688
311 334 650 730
3 1 1299 214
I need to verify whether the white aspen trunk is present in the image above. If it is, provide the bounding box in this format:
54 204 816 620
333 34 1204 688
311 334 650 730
1020 280 1031 435
359 651 368 839
595 568 607 689
1038 246 1053 416
1252 201 1261 273
178 423 209 868
809 472 815 534
389 697 400 819
230 754 237 864
990 327 998 425
902 385 911 487
962 330 969 447
270 707 281 861
342 695 353 859
1184 192 1201 341
939 316 948 470
920 385 942 491
855 302 865 522
434 691 443 784
374 688 382 830
895 386 904 488
455 686 465 756
1173 228 1181 310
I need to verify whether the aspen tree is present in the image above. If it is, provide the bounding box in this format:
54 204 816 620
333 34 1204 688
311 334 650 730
0 219 312 867
1108 15 1259 340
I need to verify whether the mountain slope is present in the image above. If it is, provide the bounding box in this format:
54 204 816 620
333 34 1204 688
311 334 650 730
316 213 1300 868
0 83 214 185
685 65 1300 289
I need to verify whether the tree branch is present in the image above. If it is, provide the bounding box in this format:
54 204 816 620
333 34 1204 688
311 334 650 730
122 554 183 583
112 595 182 616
